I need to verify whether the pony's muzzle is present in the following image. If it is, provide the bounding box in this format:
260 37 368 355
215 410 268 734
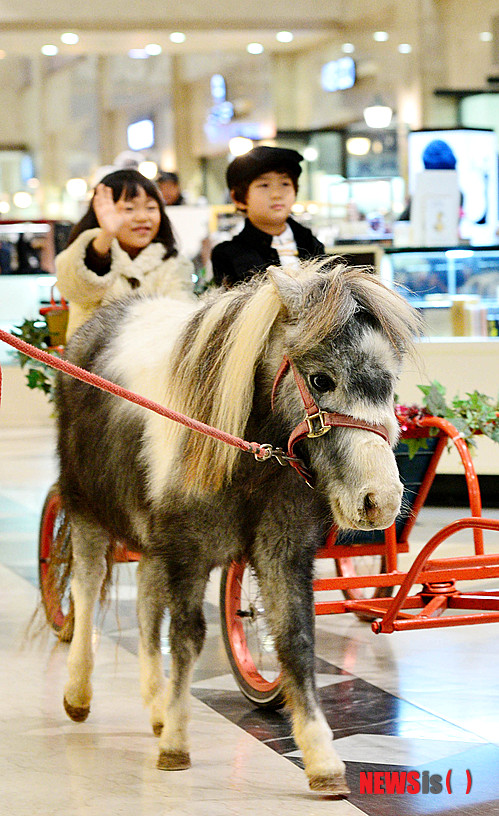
359 481 403 529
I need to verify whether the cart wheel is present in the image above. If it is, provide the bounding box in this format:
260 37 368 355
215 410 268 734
38 484 74 641
220 560 285 709
335 554 393 622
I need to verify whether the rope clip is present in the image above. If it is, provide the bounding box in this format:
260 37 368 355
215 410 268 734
253 443 302 468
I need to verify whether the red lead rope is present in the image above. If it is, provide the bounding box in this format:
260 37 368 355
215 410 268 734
0 329 390 486
0 328 269 461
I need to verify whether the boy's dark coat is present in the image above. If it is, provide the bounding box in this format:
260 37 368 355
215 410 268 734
211 217 325 287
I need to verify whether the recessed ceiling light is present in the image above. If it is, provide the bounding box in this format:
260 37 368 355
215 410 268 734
276 31 293 43
480 31 493 42
170 32 186 43
373 31 389 42
398 43 412 54
61 33 79 45
247 42 264 54
41 44 58 56
145 43 162 55
342 43 355 54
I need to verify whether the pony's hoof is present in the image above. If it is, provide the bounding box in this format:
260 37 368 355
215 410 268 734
308 773 350 796
64 697 90 722
152 722 163 737
157 750 191 771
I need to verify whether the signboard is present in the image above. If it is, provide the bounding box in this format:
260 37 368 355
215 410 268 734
321 57 356 92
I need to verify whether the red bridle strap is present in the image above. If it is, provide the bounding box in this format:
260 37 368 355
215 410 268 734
271 355 391 486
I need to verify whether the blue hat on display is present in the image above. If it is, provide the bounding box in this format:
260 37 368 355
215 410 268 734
422 139 457 170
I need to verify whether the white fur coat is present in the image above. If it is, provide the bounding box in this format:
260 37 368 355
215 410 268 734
56 228 194 338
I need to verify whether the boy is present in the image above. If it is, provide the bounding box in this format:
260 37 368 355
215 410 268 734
211 146 325 287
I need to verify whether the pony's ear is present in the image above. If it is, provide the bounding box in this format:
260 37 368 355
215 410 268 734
269 266 304 314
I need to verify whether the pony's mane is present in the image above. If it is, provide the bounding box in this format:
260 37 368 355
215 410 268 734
162 259 421 494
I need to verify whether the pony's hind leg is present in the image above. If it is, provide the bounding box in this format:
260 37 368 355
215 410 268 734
136 558 169 738
136 554 208 770
63 514 110 722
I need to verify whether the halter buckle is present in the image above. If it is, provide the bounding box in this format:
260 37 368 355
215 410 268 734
305 411 331 438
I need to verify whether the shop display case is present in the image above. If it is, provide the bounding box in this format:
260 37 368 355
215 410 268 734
379 245 499 476
381 245 499 338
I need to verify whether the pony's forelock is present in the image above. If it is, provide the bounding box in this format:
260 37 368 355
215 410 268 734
282 260 422 358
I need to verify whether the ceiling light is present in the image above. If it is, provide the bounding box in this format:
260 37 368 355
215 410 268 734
65 178 87 198
0 201 10 214
0 50 6 59
13 191 32 208
170 32 186 43
138 160 158 179
342 43 355 54
373 31 389 42
346 137 371 156
480 31 493 42
303 146 319 162
247 42 264 55
398 43 412 54
41 45 58 56
276 31 293 43
145 43 162 55
61 33 79 45
363 98 393 128
229 137 253 156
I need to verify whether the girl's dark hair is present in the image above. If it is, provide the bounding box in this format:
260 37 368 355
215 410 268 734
66 169 178 258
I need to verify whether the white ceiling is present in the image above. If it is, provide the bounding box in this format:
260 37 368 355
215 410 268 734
0 0 397 56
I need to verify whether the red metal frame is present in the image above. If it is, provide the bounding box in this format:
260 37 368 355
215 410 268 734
312 415 499 633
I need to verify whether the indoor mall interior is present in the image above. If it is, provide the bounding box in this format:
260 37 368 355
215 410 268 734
2 3 499 815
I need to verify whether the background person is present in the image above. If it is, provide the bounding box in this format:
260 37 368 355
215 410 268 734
156 171 185 206
56 169 193 338
211 146 325 288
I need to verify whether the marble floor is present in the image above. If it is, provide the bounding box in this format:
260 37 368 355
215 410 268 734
2 422 499 816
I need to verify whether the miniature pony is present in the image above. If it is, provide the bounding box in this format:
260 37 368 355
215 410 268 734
55 260 421 794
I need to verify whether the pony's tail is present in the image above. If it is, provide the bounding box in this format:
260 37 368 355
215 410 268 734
40 511 115 643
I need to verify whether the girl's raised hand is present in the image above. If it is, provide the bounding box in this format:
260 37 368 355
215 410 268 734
93 183 125 238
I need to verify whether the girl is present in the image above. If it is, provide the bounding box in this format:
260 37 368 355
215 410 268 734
56 169 194 338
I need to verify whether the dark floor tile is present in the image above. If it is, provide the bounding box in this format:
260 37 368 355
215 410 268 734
345 742 499 815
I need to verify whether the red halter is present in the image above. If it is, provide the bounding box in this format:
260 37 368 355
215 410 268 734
271 355 391 486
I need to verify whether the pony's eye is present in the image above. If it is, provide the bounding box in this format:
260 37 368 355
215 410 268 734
310 373 335 393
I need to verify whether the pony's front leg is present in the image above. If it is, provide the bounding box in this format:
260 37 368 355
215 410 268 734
254 550 350 795
63 517 109 722
287 681 349 794
137 556 208 770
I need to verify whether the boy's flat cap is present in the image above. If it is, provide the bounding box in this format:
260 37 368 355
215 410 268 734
227 146 303 189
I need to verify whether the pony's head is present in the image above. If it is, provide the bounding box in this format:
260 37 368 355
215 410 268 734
269 261 422 529
159 259 421 530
